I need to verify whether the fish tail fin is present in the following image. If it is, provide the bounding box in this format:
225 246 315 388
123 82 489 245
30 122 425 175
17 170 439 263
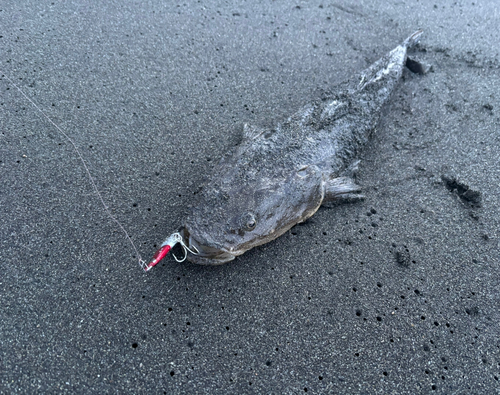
403 30 423 49
402 30 432 74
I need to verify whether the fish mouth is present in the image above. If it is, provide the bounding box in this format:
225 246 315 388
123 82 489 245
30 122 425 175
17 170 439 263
181 228 236 265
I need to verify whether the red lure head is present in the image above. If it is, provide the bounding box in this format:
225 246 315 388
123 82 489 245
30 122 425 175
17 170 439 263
144 244 172 271
144 233 183 272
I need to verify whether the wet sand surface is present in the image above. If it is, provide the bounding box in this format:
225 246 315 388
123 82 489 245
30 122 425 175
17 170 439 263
1 1 499 393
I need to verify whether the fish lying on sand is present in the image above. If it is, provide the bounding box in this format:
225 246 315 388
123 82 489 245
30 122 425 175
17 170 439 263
147 30 426 268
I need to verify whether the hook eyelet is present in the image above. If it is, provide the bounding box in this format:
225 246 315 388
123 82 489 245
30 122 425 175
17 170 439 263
170 233 199 262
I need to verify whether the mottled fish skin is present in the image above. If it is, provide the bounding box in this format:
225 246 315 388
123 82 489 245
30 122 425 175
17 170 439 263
181 31 424 265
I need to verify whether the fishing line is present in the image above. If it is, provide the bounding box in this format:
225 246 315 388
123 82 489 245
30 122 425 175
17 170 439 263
1 72 148 270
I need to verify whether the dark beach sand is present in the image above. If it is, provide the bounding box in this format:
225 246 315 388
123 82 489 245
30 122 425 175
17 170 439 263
1 1 499 393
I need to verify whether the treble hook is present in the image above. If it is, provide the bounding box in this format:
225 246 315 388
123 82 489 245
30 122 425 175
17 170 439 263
171 234 199 262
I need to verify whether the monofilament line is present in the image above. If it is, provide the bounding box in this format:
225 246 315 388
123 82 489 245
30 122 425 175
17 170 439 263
1 72 146 269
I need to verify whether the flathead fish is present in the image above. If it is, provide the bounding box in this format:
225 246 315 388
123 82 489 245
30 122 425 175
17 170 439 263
150 30 426 266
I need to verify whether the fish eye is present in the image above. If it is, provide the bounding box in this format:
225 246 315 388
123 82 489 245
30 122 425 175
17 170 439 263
242 213 257 231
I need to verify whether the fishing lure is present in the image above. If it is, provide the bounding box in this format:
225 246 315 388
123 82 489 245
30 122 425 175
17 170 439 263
143 233 199 271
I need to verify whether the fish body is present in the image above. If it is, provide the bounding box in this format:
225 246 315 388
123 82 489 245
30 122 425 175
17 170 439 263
179 31 424 265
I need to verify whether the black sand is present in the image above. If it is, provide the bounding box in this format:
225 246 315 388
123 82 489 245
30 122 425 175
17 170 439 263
1 1 499 393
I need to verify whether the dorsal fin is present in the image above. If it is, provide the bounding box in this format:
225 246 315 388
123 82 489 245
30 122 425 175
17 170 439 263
242 123 265 141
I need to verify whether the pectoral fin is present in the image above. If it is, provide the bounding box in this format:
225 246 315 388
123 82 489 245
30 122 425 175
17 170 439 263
322 176 364 206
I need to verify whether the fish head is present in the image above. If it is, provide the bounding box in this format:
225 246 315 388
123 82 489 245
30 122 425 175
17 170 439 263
182 167 323 265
